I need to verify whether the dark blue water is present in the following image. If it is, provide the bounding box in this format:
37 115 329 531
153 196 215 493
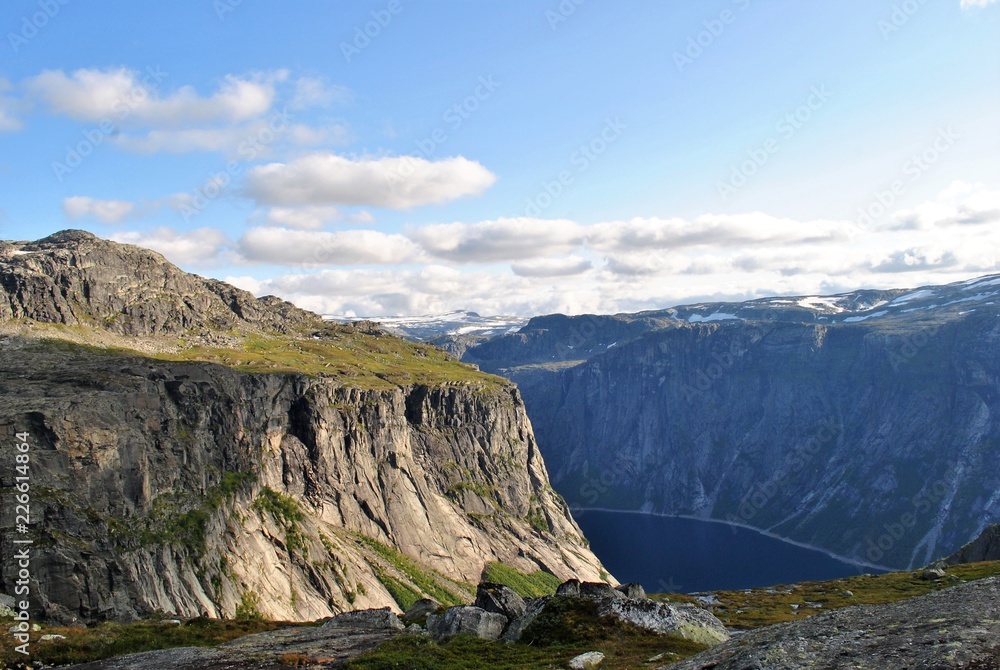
574 510 873 593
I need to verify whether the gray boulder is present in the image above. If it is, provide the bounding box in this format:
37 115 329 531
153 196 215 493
475 582 526 620
579 582 624 601
426 606 508 641
324 607 404 630
402 598 441 624
615 583 646 600
596 598 730 646
501 597 550 642
556 579 581 597
569 651 606 669
919 567 946 581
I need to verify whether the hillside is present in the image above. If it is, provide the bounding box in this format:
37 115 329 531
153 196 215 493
455 276 1000 570
0 231 609 624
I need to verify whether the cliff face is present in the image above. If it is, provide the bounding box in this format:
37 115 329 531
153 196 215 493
0 231 607 624
461 279 1000 570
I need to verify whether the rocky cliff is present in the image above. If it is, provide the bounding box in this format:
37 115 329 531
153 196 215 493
0 231 608 624
944 524 1000 565
458 278 1000 570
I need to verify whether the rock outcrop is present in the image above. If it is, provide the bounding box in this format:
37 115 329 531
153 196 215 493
65 608 407 669
664 576 1000 669
943 523 1000 565
0 231 609 624
458 277 1000 570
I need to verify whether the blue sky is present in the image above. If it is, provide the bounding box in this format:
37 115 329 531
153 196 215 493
1 0 998 316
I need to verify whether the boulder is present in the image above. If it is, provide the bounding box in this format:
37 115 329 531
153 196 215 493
596 598 730 647
324 607 404 630
580 582 624 601
475 582 527 620
402 598 441 624
615 583 646 600
556 579 581 597
426 606 508 641
919 568 946 581
568 651 606 669
501 597 551 642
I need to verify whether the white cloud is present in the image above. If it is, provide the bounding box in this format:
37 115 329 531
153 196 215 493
110 227 231 265
412 218 585 263
961 0 997 8
245 153 496 208
261 206 344 230
237 227 421 265
290 76 352 110
0 78 23 132
589 213 855 252
25 68 281 126
512 256 592 277
63 196 136 224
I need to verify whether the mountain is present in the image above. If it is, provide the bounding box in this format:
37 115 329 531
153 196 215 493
944 523 1000 565
455 276 1000 570
0 231 608 624
328 311 528 343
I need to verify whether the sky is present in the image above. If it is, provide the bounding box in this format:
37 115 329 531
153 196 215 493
0 0 998 317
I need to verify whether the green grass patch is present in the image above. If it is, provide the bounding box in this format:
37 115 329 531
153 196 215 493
664 560 1000 630
480 562 562 598
357 536 469 606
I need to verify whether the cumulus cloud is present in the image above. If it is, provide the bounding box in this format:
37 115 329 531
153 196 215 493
245 153 496 208
589 213 855 252
512 256 592 277
63 196 136 224
110 227 231 265
25 68 282 125
237 227 421 265
961 0 996 8
290 76 352 110
262 206 343 230
0 78 22 132
412 218 585 263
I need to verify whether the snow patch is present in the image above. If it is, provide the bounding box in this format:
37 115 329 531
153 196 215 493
842 310 889 323
688 313 741 323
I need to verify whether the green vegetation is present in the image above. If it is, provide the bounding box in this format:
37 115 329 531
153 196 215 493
252 488 308 557
345 600 707 670
358 536 470 607
107 471 256 558
0 617 313 668
653 560 1000 629
235 591 263 621
480 562 562 598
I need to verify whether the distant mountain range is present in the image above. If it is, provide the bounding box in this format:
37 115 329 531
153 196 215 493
376 275 1000 570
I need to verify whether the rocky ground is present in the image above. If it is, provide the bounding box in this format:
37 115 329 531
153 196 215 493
666 576 1000 670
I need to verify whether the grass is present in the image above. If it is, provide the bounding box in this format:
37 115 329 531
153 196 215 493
663 560 1000 629
480 562 563 598
11 321 505 390
0 617 314 668
357 536 471 608
4 561 997 668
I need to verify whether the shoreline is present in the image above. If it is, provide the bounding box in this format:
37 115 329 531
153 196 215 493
571 506 896 575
